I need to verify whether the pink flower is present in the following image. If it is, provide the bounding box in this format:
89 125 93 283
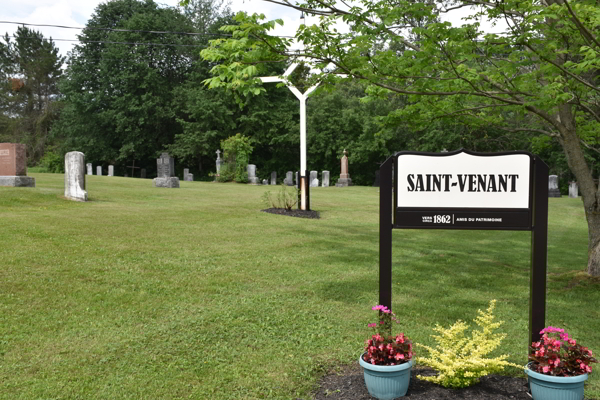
368 323 377 328
379 321 384 325
568 339 577 346
581 363 587 370
395 353 405 360
542 366 549 373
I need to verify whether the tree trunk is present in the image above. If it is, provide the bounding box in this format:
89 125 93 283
586 213 600 276
556 105 600 276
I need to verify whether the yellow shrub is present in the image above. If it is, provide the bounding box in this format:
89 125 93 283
415 300 521 388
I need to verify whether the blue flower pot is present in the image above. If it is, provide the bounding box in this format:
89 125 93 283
359 353 412 399
525 363 588 400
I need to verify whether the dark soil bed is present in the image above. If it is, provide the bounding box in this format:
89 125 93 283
261 208 320 219
313 364 534 400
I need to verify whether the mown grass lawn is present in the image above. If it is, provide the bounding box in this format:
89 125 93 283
1 173 599 399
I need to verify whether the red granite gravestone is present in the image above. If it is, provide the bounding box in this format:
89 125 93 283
0 143 35 187
0 143 27 176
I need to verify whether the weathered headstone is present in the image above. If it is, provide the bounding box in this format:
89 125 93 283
295 171 299 188
569 181 578 198
86 163 93 175
322 171 330 187
153 152 180 188
141 169 146 179
96 166 102 176
64 151 87 202
108 165 114 176
183 168 189 181
335 149 352 187
372 170 380 187
185 173 193 182
310 170 319 187
247 164 260 184
284 171 294 186
216 150 222 176
262 179 268 185
0 143 35 187
271 171 277 185
548 175 561 197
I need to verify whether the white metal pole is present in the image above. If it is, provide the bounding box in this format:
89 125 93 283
299 97 307 210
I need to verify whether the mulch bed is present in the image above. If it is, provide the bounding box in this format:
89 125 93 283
261 208 320 219
313 364 535 400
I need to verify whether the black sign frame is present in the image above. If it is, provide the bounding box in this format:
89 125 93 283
380 149 548 345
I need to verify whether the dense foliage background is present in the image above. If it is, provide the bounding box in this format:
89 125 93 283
2 0 598 187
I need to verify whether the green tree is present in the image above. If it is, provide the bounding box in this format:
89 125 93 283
53 0 197 172
0 27 64 164
200 2 600 276
220 133 253 182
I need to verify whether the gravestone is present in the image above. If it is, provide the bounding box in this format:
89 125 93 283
185 173 193 182
247 164 260 184
569 182 578 198
184 168 189 181
284 171 294 186
271 171 277 185
322 171 330 187
216 150 222 176
548 175 561 197
373 170 380 187
86 163 92 175
96 166 102 176
64 151 87 202
295 171 299 188
141 169 146 179
153 152 179 188
310 170 319 187
108 165 114 176
262 179 268 185
0 143 35 187
335 149 352 187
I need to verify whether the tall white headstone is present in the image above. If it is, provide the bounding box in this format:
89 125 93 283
247 164 260 184
569 181 578 198
322 171 330 187
86 163 92 175
96 166 102 176
108 165 114 176
310 170 319 187
64 152 88 202
284 171 294 186
271 171 277 185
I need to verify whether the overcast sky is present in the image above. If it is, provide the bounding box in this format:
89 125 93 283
0 0 501 58
0 0 307 58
